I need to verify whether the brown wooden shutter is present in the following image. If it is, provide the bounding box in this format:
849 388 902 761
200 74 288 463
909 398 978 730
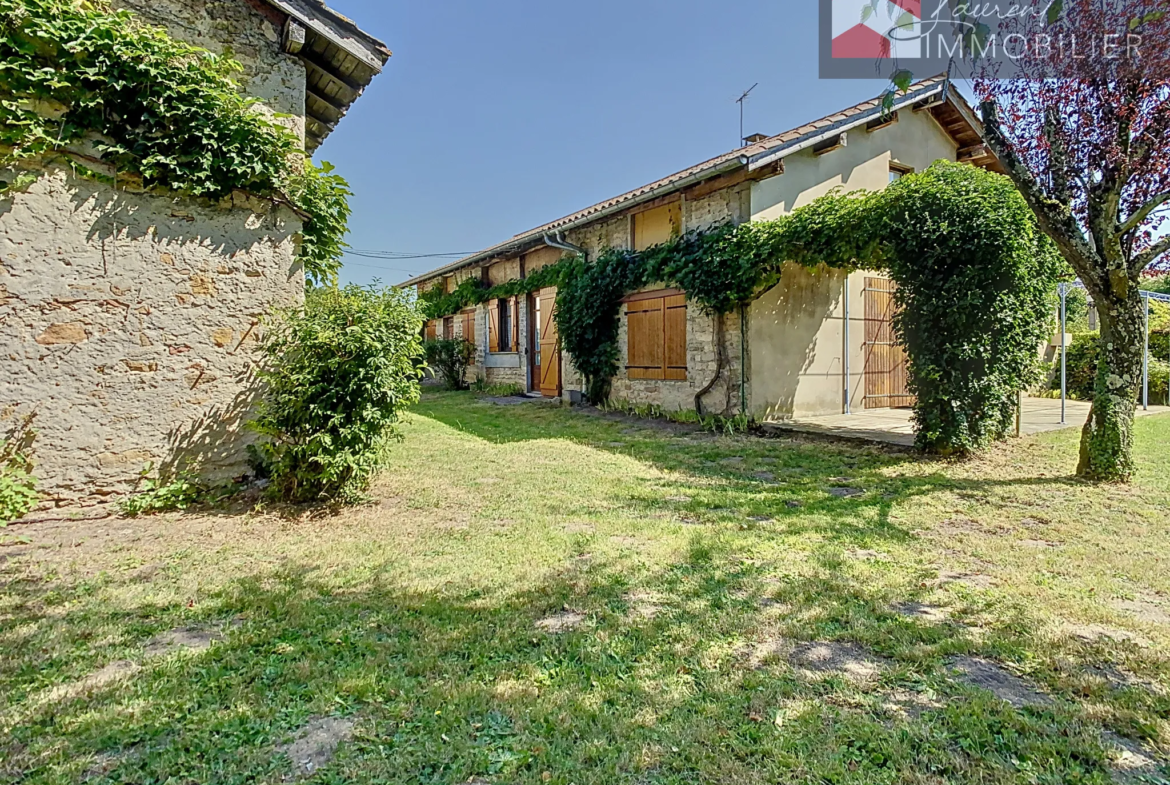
510 297 519 352
664 293 688 380
625 290 687 380
462 309 475 346
426 320 438 341
538 287 561 397
627 297 665 380
487 299 499 352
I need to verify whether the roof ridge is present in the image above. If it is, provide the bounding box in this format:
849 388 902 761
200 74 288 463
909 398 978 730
401 75 952 286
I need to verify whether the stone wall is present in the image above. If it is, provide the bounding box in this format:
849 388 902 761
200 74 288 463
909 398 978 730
0 169 303 505
113 0 306 143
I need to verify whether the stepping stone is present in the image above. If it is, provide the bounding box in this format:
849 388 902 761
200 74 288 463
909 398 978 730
535 611 585 633
281 716 355 781
144 626 222 658
948 656 1051 708
789 641 886 685
1063 623 1151 648
785 500 803 509
828 487 865 498
751 471 776 481
664 495 692 503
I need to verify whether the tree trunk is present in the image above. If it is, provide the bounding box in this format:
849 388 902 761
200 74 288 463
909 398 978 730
1077 291 1145 481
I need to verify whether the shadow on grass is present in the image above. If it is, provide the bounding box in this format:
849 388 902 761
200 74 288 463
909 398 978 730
410 392 1085 549
2 536 1160 785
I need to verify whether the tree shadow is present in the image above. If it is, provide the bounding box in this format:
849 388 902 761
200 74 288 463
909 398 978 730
1 538 1161 784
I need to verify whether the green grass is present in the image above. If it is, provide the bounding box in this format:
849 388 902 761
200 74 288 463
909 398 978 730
2 391 1169 784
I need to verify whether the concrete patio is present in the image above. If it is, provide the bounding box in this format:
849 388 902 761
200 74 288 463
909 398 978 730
763 397 1170 447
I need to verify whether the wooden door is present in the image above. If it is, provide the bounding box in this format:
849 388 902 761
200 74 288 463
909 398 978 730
863 277 914 409
538 287 561 397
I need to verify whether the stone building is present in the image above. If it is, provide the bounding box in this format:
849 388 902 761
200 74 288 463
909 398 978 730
409 77 1003 420
0 0 388 506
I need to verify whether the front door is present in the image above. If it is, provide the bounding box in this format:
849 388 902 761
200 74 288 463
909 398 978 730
536 287 561 398
863 277 914 409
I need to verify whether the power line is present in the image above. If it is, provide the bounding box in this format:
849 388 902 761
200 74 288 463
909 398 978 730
344 249 472 260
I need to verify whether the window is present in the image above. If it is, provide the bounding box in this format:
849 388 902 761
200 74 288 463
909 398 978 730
487 297 518 353
443 316 455 340
889 162 913 183
633 202 683 252
626 290 687 380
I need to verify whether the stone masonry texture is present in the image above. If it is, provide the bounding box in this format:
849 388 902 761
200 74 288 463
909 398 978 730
1 0 307 506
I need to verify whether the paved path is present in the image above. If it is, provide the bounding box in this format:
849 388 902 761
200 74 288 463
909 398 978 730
763 398 1170 447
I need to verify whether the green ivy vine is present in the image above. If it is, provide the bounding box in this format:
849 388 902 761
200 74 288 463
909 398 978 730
0 0 349 286
422 162 1060 455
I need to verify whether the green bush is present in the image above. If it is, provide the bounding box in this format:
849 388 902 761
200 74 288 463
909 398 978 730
423 338 475 390
250 285 424 504
0 443 37 524
1055 332 1170 405
118 469 207 517
881 164 1061 454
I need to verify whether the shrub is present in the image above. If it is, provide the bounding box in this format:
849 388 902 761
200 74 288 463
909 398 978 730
1053 332 1170 405
0 443 37 524
250 285 424 504
119 469 207 517
881 164 1061 454
423 338 475 391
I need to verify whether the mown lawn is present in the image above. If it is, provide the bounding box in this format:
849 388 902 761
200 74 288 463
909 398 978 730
2 391 1170 785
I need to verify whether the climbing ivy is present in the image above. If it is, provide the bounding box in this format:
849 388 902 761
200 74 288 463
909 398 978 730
0 0 350 285
421 162 1059 456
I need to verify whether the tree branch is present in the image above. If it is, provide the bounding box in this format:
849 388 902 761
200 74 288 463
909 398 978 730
1119 192 1170 237
979 99 1104 291
1134 235 1170 271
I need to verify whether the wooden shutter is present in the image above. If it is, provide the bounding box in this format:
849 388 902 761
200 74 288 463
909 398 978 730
626 290 687 380
487 299 500 352
510 297 519 352
443 316 454 340
425 320 438 341
627 297 666 380
664 294 688 380
462 309 475 346
538 287 561 397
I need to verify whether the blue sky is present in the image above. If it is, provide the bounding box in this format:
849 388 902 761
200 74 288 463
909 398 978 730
317 1 909 286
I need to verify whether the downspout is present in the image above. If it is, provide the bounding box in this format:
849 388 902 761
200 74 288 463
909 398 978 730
843 275 852 415
543 231 586 261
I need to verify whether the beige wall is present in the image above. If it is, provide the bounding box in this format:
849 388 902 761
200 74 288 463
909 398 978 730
0 169 303 505
748 109 957 419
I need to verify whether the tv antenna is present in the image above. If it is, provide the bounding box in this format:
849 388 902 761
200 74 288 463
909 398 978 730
736 83 759 147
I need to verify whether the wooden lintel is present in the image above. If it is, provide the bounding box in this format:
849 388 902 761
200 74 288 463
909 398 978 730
813 133 848 157
957 143 990 161
866 112 899 133
913 97 945 113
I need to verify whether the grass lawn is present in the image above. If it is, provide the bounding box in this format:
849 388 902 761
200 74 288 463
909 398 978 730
3 391 1170 784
